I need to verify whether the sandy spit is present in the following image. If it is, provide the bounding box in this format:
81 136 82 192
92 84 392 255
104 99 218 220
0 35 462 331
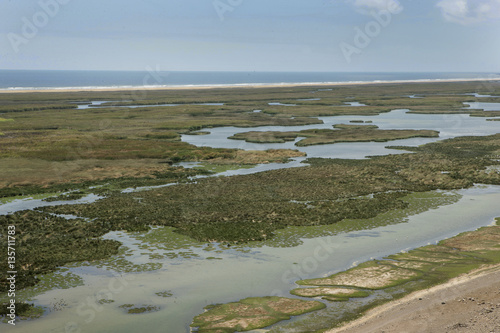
0 78 498 94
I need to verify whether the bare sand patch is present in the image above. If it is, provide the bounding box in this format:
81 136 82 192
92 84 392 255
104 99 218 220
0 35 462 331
300 262 419 289
442 226 500 251
266 297 322 315
290 287 370 302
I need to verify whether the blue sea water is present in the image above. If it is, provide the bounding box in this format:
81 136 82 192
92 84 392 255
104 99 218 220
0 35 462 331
0 70 498 90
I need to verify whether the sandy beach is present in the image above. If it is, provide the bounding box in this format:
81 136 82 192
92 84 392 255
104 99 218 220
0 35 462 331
0 77 498 94
327 264 500 333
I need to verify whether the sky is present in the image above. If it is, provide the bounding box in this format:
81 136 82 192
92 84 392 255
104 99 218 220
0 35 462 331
0 0 499 72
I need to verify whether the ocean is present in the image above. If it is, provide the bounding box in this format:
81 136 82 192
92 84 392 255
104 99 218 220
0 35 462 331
0 70 498 90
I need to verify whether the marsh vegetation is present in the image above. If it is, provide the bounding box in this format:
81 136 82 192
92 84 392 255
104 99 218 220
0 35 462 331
0 81 499 329
1 81 498 194
229 126 439 146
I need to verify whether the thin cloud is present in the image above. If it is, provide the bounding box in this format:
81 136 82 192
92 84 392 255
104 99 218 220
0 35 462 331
437 0 500 24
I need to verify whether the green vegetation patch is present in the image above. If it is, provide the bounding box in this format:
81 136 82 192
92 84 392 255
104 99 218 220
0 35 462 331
0 164 207 198
229 131 299 144
97 299 115 304
0 302 43 322
229 128 439 146
191 296 326 333
132 226 202 251
243 190 461 249
42 190 409 243
118 304 161 314
155 290 173 298
0 211 120 293
332 123 379 130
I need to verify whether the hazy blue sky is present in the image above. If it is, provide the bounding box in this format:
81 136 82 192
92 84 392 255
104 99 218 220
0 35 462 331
1 0 499 72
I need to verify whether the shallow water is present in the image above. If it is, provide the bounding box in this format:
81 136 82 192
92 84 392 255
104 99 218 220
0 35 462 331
464 93 500 98
268 102 297 106
0 193 103 215
74 101 118 109
4 185 500 333
344 102 366 106
182 108 500 159
463 102 500 111
75 101 223 110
